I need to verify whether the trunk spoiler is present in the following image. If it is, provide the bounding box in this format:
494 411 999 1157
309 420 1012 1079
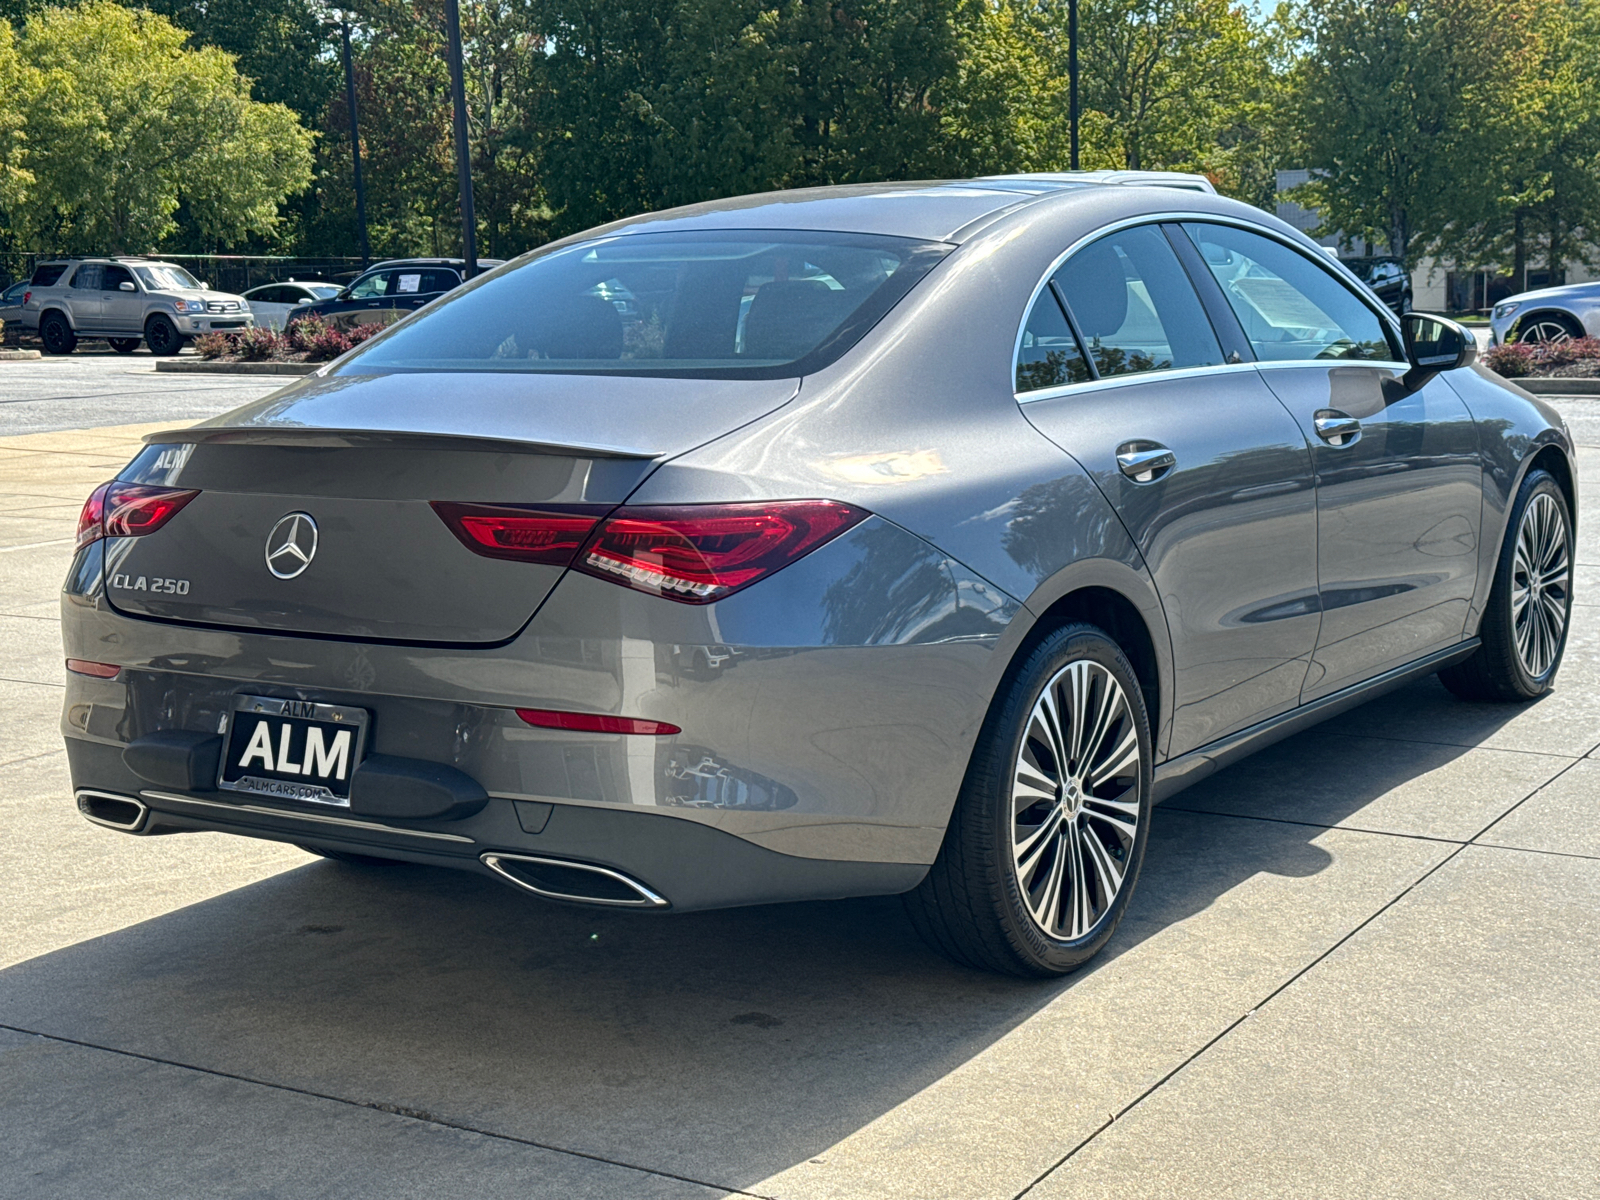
140 426 661 460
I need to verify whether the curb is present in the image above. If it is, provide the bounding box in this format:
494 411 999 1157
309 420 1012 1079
0 349 42 361
1516 377 1600 396
155 360 319 376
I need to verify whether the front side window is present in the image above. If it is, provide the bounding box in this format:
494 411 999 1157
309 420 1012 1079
101 266 135 291
1053 225 1224 379
347 271 392 300
341 230 949 379
1184 223 1398 362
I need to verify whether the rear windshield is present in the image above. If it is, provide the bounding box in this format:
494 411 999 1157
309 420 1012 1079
338 230 950 379
30 265 67 287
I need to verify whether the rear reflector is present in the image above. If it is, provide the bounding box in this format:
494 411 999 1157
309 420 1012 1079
431 503 609 565
77 481 199 549
435 499 868 604
516 708 681 736
67 659 121 678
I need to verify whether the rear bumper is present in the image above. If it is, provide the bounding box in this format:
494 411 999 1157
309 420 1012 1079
64 737 927 911
61 515 1022 907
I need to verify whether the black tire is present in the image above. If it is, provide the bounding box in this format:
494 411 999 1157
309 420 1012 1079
296 844 409 866
1440 469 1572 702
1513 312 1582 345
145 314 184 356
39 312 76 355
905 623 1153 977
108 337 140 354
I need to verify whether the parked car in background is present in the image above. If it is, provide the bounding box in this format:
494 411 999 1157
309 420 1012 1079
19 257 253 355
1490 279 1600 345
241 281 341 330
1341 256 1413 315
294 258 504 330
0 281 27 331
63 177 1573 978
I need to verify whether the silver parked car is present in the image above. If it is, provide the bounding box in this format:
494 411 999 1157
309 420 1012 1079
1490 279 1600 344
62 179 1575 976
241 280 341 330
21 257 253 355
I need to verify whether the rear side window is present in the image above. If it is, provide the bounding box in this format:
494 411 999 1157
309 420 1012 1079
341 230 950 379
71 265 103 290
30 264 67 287
1016 287 1091 392
392 269 457 295
1053 225 1224 379
1183 223 1399 362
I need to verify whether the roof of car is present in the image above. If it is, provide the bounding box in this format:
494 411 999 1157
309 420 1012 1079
367 258 509 270
589 173 1224 245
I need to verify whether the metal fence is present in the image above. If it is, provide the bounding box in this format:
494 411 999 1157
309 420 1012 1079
1 254 369 293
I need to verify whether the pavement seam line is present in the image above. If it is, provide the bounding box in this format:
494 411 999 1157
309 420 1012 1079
1011 753 1589 1199
0 1021 770 1199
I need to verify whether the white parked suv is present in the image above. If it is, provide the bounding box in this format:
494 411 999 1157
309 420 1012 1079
18 257 254 355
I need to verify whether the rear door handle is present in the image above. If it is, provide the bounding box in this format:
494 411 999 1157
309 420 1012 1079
1314 411 1362 447
1116 442 1176 483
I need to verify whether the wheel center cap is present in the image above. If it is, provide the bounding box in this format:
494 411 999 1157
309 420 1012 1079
1064 782 1081 813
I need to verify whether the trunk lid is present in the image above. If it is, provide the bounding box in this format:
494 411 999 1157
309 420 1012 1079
105 372 798 643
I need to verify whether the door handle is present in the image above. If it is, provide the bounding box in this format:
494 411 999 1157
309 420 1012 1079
1116 443 1176 483
1314 410 1362 447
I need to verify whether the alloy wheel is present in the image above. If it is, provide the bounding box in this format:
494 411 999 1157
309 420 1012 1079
1011 659 1141 940
1511 491 1570 679
1518 318 1577 344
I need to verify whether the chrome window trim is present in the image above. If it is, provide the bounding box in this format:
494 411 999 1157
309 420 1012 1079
1010 211 1405 400
1017 359 1259 404
140 789 475 843
1252 358 1410 374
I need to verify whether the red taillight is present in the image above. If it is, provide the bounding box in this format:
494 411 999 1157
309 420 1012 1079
76 481 199 549
66 659 121 678
578 501 866 603
430 502 607 565
516 708 680 735
76 483 110 549
436 499 868 603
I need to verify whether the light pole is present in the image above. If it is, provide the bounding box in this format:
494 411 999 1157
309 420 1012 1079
443 0 478 279
1069 0 1080 171
339 18 370 270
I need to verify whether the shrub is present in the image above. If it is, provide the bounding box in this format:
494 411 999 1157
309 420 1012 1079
285 314 327 352
344 321 384 346
1484 342 1536 378
235 326 286 361
303 326 352 362
194 331 237 359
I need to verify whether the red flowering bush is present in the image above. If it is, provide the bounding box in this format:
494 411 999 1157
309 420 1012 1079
303 326 353 361
1485 336 1600 379
235 326 286 361
344 321 383 346
285 314 328 352
194 331 236 359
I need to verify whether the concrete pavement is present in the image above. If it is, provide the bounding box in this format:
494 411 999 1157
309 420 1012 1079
0 397 1596 1199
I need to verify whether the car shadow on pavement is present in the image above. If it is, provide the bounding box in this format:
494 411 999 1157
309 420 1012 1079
0 678 1531 1191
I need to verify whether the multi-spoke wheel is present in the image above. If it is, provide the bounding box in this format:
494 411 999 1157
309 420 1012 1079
1514 314 1581 345
1442 469 1573 702
906 623 1152 976
1010 660 1140 941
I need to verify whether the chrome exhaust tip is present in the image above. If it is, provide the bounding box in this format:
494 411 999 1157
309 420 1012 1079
76 790 150 833
480 852 668 908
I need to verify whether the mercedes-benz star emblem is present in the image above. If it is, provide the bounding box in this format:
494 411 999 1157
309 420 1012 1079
265 512 318 579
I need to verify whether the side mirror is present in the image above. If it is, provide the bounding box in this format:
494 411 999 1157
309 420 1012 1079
119 281 136 292
1400 312 1476 393
200 282 210 290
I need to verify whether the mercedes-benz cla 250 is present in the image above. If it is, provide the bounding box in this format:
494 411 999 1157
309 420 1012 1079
63 179 1576 975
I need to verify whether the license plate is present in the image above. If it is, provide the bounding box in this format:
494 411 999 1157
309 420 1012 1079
218 695 369 807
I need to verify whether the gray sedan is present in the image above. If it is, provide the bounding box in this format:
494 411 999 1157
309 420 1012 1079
61 179 1575 976
1490 279 1600 344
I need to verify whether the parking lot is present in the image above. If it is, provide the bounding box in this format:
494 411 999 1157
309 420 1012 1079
2 355 1598 1198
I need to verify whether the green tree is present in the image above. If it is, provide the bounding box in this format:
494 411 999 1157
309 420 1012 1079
1289 0 1542 268
0 21 38 213
11 1 315 253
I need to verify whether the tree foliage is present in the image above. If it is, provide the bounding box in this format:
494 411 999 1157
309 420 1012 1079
4 1 314 254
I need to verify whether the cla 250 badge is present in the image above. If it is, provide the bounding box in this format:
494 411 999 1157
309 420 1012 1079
109 573 190 595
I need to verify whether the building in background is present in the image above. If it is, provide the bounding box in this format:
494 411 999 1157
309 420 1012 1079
1274 169 1595 314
